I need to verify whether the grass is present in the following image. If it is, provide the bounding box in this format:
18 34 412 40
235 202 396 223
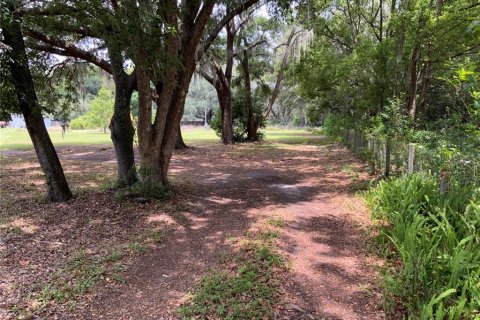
263 127 327 145
0 126 325 150
177 230 286 319
0 128 113 150
266 217 285 228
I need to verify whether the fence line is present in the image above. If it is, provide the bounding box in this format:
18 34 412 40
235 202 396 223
340 129 479 186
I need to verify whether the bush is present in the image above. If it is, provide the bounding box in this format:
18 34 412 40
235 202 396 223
365 174 480 318
322 113 350 138
413 127 480 187
70 116 90 130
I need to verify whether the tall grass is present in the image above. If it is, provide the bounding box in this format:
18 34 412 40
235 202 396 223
365 174 480 319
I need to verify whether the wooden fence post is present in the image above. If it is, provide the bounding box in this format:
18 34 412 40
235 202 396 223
384 138 391 177
371 137 376 173
408 143 415 174
440 170 448 195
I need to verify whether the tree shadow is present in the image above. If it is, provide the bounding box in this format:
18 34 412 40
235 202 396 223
1 141 379 319
82 143 376 319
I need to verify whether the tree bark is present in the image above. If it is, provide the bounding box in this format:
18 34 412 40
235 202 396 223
200 18 235 144
136 69 163 184
241 46 260 141
406 45 419 120
247 119 260 141
384 138 392 177
2 5 72 202
394 0 408 98
417 62 430 126
222 18 235 144
108 47 137 186
220 88 233 144
128 0 259 185
202 68 234 144
175 126 189 149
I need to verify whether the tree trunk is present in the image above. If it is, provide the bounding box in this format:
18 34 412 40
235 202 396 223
108 48 137 186
394 0 409 98
214 85 233 144
129 0 219 186
2 6 72 202
417 62 430 126
200 18 235 144
136 69 163 184
222 18 235 144
241 48 259 141
247 118 260 141
406 45 419 120
175 126 189 149
221 91 233 144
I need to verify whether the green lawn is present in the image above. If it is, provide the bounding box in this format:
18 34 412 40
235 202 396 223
0 126 324 150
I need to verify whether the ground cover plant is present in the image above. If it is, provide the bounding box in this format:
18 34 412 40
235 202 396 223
177 230 286 319
366 174 480 319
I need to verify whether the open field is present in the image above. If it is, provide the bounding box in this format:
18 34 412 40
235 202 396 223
0 126 323 150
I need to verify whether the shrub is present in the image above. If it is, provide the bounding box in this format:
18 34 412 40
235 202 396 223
70 116 90 130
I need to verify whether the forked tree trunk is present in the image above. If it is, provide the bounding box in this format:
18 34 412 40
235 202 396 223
108 48 137 186
129 0 248 185
201 18 235 144
2 6 72 202
241 27 298 142
136 68 191 186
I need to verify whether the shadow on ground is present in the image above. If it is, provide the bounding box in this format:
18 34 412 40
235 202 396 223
0 138 383 320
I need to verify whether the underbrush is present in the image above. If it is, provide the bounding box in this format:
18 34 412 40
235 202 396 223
365 174 480 319
177 230 286 319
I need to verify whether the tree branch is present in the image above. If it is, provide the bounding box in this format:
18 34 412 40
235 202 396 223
199 0 259 57
25 29 112 73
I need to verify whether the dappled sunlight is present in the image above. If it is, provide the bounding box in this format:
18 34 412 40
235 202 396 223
146 214 177 226
7 217 40 234
0 131 382 319
3 162 39 170
205 196 238 205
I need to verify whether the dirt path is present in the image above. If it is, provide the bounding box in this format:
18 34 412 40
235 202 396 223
68 141 383 320
1 138 383 319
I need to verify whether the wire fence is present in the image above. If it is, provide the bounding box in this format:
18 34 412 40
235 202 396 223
341 129 479 186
